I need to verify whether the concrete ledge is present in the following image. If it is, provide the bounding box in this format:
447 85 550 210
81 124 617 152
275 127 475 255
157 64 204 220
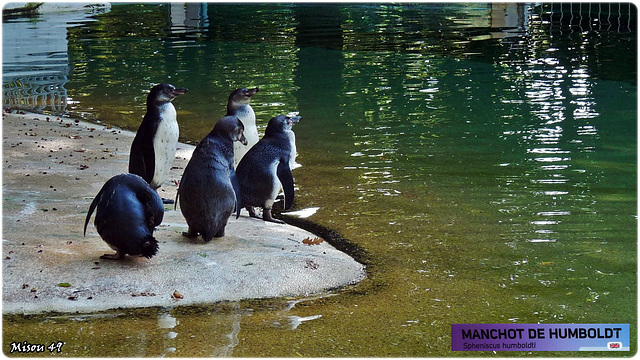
2 111 365 315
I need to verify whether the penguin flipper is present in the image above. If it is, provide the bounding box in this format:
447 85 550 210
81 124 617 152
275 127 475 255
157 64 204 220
174 185 180 211
136 185 164 228
230 168 242 219
276 159 294 210
140 142 156 184
129 130 156 184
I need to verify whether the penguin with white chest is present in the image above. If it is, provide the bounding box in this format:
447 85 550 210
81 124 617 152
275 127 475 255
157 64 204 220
129 83 188 203
236 114 301 223
227 87 259 168
84 173 163 260
176 116 248 242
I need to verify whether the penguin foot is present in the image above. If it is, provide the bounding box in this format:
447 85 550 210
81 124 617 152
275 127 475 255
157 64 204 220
100 251 124 260
182 228 199 237
263 209 285 224
247 206 260 219
162 198 175 204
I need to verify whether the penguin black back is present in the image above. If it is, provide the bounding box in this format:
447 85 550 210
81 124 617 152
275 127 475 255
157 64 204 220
176 116 247 242
84 173 164 260
129 83 188 189
236 114 300 223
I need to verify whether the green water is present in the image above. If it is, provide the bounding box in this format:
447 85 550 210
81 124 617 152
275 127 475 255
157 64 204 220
3 3 637 357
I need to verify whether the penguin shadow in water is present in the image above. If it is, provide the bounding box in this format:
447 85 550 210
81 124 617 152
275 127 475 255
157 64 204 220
226 87 259 169
84 173 164 260
236 114 301 223
128 83 188 204
175 116 247 242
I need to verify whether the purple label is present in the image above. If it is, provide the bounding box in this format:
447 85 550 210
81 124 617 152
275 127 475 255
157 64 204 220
451 324 630 351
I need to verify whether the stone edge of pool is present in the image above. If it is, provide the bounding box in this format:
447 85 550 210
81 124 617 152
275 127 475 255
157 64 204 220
2 111 366 315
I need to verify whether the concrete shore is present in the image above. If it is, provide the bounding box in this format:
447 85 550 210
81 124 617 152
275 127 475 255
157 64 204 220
2 111 365 315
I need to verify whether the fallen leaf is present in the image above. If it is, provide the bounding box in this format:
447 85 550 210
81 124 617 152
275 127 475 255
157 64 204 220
302 237 324 246
57 282 71 287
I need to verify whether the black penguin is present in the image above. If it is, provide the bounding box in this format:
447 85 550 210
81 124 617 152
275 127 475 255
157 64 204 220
84 173 163 260
236 114 300 223
176 116 248 242
227 87 259 168
128 83 188 202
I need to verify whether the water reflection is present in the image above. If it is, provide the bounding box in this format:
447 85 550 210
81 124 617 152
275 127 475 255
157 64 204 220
158 311 178 356
2 4 110 113
210 303 242 357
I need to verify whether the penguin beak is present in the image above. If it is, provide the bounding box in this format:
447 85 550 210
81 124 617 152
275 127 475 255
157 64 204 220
172 88 188 97
287 116 301 125
237 131 248 145
244 87 259 97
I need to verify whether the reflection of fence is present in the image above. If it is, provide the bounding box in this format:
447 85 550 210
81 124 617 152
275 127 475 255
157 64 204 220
3 75 69 114
537 3 635 33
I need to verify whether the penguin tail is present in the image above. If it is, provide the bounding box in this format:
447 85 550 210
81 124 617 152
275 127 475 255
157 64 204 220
84 194 100 236
201 230 213 243
141 235 159 259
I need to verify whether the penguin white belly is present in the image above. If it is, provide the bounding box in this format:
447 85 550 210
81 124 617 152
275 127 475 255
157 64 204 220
265 161 282 208
287 130 300 169
151 104 179 188
234 108 259 168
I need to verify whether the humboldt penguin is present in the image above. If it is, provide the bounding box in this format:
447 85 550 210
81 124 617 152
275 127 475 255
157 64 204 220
227 87 259 168
129 83 188 203
236 114 300 223
176 115 247 242
84 173 163 260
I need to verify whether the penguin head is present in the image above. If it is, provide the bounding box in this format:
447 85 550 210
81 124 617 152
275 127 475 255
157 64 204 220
228 87 259 105
265 114 301 136
213 115 248 145
148 83 188 106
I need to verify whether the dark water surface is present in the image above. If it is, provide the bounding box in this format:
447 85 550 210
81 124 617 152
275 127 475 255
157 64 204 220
3 3 637 357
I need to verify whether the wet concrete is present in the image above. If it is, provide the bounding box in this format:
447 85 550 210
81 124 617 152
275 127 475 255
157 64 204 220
2 111 365 315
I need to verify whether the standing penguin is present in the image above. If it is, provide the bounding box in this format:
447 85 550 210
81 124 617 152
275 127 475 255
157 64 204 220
176 116 247 242
129 83 188 203
84 173 163 260
227 87 259 168
236 114 301 223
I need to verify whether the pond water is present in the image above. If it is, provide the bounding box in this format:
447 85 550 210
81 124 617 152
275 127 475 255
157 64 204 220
3 3 637 357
